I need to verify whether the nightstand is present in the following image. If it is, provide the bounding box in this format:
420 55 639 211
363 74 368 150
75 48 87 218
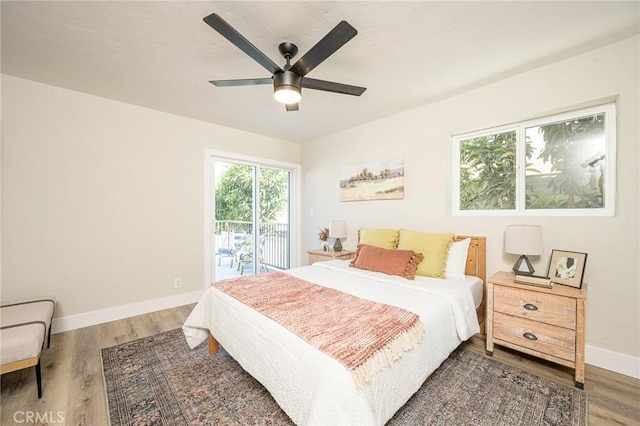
306 249 355 265
486 271 588 388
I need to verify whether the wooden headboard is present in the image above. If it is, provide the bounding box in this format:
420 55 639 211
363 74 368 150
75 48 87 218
455 235 487 331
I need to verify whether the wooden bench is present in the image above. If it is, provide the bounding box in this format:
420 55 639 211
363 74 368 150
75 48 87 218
0 296 56 398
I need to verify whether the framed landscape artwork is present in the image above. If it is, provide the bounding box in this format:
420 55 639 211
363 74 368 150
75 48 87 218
547 249 588 288
340 158 405 202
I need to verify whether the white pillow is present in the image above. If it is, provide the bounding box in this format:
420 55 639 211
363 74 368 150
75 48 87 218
445 238 471 279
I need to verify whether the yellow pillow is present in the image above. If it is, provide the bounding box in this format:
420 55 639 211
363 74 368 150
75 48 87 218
358 228 399 249
397 229 454 278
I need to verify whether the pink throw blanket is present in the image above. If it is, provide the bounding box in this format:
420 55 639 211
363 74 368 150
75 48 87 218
213 271 425 390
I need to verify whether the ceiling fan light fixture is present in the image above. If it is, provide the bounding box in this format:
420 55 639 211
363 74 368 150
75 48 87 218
273 71 302 104
274 87 301 104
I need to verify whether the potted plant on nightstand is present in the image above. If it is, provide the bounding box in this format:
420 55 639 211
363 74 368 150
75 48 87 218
318 227 329 251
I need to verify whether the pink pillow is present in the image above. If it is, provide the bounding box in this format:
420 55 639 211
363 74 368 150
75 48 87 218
349 244 424 280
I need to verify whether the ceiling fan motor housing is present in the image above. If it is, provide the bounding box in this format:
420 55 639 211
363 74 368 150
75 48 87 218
273 71 302 103
274 70 302 90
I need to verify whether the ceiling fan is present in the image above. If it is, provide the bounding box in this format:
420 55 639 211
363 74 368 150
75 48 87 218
203 13 367 111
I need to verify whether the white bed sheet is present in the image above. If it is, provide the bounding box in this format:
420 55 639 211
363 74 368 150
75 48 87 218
423 273 484 309
183 259 480 425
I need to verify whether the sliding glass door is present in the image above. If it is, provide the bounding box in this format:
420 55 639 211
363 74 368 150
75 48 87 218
211 157 292 281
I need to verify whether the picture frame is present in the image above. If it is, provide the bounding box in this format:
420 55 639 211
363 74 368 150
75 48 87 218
339 157 404 201
547 249 587 288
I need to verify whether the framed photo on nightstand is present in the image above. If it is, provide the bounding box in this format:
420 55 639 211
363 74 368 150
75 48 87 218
547 249 587 288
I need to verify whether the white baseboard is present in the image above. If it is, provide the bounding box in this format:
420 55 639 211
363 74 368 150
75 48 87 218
51 290 203 334
586 344 640 379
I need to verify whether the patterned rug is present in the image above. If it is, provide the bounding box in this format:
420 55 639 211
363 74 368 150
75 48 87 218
101 329 587 425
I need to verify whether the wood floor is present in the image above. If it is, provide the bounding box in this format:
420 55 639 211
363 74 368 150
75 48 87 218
1 305 638 425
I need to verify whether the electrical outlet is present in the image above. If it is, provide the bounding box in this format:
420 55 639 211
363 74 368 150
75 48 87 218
174 277 182 288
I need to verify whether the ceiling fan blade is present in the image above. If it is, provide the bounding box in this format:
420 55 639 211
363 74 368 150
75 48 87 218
302 77 366 96
209 78 272 87
289 21 357 77
203 13 283 75
285 103 299 112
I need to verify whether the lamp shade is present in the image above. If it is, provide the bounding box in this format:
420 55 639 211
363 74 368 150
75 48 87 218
504 225 542 255
329 220 347 239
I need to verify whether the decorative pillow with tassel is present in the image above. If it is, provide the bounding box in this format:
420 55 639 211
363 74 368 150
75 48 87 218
350 244 423 280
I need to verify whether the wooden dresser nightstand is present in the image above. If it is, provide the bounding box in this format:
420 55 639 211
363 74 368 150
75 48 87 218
486 271 588 388
306 249 355 265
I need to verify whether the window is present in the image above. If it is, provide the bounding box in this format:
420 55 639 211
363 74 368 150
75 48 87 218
453 103 616 216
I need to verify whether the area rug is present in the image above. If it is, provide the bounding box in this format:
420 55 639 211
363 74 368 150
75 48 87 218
101 329 587 425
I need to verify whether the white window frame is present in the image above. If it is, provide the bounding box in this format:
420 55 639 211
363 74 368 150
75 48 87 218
453 103 616 217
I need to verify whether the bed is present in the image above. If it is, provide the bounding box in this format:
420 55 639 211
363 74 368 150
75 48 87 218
183 234 486 425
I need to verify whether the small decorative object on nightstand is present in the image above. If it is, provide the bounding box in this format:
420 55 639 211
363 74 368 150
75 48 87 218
318 227 329 251
514 274 552 288
307 249 355 265
486 271 588 389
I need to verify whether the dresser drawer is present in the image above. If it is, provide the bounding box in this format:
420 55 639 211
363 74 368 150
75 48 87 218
494 285 576 329
493 312 576 362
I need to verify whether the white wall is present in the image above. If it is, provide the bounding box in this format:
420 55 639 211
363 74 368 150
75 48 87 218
302 36 639 374
1 75 300 320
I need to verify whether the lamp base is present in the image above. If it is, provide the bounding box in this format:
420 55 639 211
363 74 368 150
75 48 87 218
512 255 535 275
333 238 342 252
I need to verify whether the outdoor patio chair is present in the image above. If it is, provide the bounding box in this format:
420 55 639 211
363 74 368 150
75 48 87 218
238 235 268 275
216 230 246 267
217 246 237 267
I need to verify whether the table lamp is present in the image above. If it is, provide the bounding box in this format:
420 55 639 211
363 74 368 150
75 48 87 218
329 220 347 252
505 225 542 275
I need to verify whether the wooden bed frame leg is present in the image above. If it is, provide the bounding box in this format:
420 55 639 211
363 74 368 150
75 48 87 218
208 333 219 355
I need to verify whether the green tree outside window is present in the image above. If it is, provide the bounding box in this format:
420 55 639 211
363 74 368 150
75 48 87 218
455 103 614 215
215 164 287 223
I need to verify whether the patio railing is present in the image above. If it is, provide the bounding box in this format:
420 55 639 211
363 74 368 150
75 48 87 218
214 220 290 270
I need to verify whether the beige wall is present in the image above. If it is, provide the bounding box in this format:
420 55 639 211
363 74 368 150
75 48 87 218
302 36 639 361
1 75 300 318
2 34 637 371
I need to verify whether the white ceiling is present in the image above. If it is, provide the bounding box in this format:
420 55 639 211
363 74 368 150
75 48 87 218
2 1 638 143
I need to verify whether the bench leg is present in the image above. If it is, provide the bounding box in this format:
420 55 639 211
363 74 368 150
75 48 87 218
47 325 53 349
35 359 42 398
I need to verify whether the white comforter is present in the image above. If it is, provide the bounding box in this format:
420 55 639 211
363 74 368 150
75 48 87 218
182 260 480 425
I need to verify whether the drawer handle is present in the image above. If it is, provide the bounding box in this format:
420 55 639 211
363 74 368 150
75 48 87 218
523 332 538 341
523 303 538 311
